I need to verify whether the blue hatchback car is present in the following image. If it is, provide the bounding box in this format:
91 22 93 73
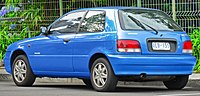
4 7 196 91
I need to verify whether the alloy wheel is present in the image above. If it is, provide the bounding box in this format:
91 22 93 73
13 60 27 83
92 63 108 88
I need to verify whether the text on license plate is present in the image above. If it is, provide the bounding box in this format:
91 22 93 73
152 42 170 50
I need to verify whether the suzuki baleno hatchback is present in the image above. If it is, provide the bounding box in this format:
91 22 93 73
4 7 196 91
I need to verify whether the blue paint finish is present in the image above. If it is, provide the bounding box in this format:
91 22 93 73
28 34 75 73
3 7 196 79
108 54 196 75
73 32 106 73
3 51 12 73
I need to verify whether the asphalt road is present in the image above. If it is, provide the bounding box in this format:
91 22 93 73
0 81 200 96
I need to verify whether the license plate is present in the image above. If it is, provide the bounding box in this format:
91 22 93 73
152 42 170 50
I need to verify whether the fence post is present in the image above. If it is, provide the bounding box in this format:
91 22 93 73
59 0 63 16
137 0 141 7
172 0 176 21
28 30 31 38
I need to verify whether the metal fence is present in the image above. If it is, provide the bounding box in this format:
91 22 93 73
141 0 200 33
1 0 200 33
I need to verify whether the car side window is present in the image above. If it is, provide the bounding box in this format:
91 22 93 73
50 11 86 34
79 11 105 33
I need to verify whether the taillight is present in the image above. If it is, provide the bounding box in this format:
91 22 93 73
117 40 141 52
183 40 192 53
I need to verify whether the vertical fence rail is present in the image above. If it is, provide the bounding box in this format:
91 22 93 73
172 0 176 21
59 0 63 16
137 0 141 7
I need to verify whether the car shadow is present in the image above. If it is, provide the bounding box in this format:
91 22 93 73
32 84 93 91
115 86 168 92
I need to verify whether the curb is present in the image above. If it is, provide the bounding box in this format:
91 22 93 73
0 60 3 67
0 74 11 81
0 67 12 81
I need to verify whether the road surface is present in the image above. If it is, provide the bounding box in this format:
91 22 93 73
0 81 199 96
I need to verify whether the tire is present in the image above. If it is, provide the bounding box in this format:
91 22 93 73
12 55 36 86
82 79 93 88
163 75 189 90
90 58 118 92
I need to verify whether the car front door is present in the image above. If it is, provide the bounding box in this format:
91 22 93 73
29 11 86 74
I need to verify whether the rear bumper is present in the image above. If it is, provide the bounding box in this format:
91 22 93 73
108 54 196 76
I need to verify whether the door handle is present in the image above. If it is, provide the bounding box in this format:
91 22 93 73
63 38 70 42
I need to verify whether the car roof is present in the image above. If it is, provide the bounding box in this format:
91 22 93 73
74 6 159 11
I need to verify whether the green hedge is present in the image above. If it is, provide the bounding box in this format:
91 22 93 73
189 28 200 72
0 0 44 60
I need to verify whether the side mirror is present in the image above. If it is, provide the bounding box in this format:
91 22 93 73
40 27 47 34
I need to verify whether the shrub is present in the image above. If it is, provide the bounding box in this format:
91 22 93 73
0 0 44 61
189 28 200 72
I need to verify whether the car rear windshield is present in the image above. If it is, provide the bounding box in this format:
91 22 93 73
119 9 183 31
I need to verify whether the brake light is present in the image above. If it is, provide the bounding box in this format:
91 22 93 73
183 41 192 53
117 40 141 52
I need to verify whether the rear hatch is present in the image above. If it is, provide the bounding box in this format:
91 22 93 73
117 8 191 55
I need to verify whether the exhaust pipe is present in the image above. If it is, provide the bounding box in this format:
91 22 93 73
140 73 147 79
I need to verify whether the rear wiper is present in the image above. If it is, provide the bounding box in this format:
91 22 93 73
141 21 159 35
128 15 158 35
128 15 147 31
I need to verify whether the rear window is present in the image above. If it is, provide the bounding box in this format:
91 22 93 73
119 9 183 31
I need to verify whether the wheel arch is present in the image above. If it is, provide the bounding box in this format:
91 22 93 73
10 50 28 70
88 53 113 72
